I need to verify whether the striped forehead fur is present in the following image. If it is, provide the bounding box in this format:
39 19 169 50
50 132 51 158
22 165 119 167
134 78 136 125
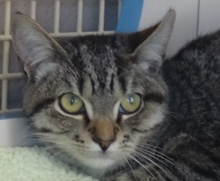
79 44 117 92
60 35 130 93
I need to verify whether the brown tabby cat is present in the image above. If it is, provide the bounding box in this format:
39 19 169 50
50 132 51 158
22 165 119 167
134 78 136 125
11 10 220 181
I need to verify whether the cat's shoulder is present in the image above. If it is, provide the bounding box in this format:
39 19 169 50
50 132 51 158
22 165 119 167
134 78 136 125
172 29 220 60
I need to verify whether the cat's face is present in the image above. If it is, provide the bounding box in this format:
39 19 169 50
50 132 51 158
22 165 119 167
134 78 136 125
11 11 175 174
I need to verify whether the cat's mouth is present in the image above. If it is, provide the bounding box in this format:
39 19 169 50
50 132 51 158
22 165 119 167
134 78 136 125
81 153 124 170
72 149 127 170
83 149 123 159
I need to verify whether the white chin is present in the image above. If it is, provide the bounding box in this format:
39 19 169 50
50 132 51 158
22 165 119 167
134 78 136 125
85 157 116 170
74 152 124 172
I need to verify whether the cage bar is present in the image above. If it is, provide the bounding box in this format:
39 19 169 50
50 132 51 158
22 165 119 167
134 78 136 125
54 0 60 33
2 45 9 111
2 0 11 112
30 0 36 20
0 31 114 41
77 0 83 33
0 108 22 114
0 35 10 41
0 73 23 80
98 0 105 31
50 31 114 37
118 0 122 18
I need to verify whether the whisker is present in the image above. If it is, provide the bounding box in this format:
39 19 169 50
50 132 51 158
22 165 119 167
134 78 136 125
133 151 173 180
136 145 177 166
137 145 184 175
124 156 136 180
136 147 178 175
137 142 178 158
131 152 165 180
163 109 183 121
136 147 188 179
136 143 187 176
129 154 157 180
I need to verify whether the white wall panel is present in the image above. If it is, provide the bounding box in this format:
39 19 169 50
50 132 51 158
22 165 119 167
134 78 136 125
139 0 199 57
199 0 220 36
0 118 30 147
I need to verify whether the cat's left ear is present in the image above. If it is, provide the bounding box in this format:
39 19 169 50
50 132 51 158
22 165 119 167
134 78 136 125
132 10 176 73
11 13 67 80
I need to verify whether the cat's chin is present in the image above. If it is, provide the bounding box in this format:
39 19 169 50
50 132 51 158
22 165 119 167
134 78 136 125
85 157 117 170
72 151 126 174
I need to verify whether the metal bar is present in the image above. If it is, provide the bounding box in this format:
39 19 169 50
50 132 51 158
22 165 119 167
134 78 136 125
0 35 10 41
0 108 22 114
77 0 83 33
196 0 200 37
98 0 105 32
54 0 60 33
0 31 115 41
118 0 122 18
30 0 36 20
50 31 114 37
4 1 10 36
2 42 9 75
0 73 23 80
2 0 11 111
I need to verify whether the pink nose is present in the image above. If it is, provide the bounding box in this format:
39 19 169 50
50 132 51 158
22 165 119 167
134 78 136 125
92 137 114 152
88 119 117 152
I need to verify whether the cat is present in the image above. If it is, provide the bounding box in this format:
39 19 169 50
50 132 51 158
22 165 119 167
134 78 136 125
11 9 220 181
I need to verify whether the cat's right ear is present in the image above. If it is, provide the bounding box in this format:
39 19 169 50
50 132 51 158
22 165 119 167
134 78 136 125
130 10 176 73
11 14 67 80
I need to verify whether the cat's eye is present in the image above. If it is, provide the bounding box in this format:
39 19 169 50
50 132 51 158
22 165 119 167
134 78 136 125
59 93 84 114
119 94 142 114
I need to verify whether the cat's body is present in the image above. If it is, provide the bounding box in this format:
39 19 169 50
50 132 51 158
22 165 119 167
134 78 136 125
104 31 220 180
160 32 220 180
11 10 220 181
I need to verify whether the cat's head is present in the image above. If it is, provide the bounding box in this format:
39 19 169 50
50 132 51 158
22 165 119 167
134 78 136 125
11 10 175 174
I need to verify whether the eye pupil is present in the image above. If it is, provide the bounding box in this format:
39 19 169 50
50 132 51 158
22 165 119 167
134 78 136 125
127 95 134 104
70 97 75 105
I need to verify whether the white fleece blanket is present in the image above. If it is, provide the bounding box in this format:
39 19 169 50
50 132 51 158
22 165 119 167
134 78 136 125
0 147 98 181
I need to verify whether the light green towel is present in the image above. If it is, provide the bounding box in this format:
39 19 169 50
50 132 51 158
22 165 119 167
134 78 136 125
0 147 98 181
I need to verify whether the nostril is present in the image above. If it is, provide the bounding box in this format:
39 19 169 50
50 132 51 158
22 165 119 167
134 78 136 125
99 140 111 152
100 143 108 152
88 127 95 133
92 137 114 152
115 126 120 132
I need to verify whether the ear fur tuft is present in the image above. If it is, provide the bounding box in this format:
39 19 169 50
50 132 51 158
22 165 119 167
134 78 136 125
11 14 66 80
132 10 176 73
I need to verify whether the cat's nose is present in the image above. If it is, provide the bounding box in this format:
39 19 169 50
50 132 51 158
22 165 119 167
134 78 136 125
92 137 114 152
88 119 117 152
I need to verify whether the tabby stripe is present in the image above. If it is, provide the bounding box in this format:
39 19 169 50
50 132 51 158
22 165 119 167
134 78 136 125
109 74 115 91
177 142 220 180
143 93 164 104
132 128 149 133
77 77 84 94
28 98 55 117
90 78 96 95
190 147 220 179
38 128 52 133
119 77 126 93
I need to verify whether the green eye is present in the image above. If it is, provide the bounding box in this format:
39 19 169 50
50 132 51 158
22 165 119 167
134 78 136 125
120 94 142 114
59 93 84 114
